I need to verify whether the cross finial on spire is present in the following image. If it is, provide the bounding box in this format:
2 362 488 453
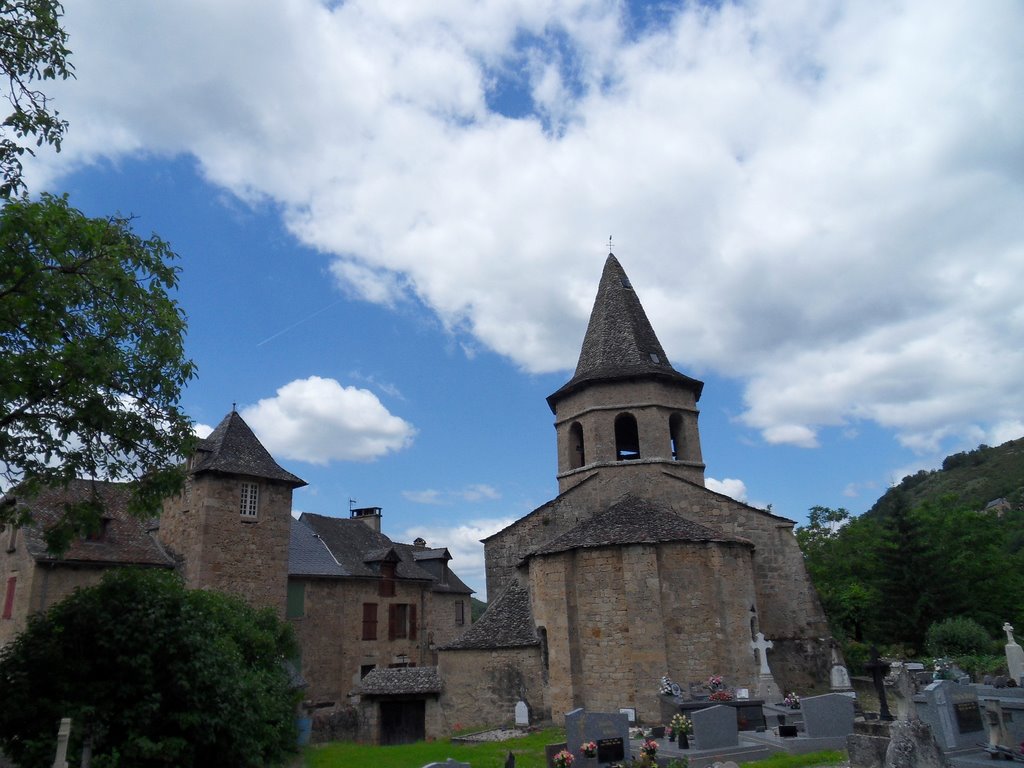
607 235 614 255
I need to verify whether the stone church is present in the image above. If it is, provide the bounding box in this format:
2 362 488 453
437 254 832 728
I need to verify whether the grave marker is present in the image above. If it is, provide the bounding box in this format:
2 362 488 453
692 704 739 749
564 709 629 765
801 693 855 738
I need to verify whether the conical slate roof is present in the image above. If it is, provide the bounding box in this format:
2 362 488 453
525 494 751 559
547 254 703 410
191 411 306 487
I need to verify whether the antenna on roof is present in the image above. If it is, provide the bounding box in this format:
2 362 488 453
349 498 357 511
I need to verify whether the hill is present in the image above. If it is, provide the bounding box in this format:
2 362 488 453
867 436 1024 518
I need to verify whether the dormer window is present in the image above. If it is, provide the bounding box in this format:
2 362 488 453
84 518 112 542
240 482 259 519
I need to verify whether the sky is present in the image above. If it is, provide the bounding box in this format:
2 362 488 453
17 0 1024 599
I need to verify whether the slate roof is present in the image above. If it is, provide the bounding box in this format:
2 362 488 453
525 494 752 559
547 254 704 411
288 517 346 577
441 579 538 650
6 479 174 567
358 666 442 696
396 543 474 595
192 411 306 487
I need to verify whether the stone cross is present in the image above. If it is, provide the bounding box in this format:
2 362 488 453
864 646 893 721
52 717 71 768
1004 622 1016 644
1004 621 1024 684
751 632 774 675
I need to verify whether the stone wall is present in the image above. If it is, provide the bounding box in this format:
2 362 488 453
160 474 292 614
438 645 547 730
528 540 760 723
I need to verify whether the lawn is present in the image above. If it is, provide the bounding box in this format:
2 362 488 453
302 732 847 768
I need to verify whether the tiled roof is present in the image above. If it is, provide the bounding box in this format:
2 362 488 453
8 480 174 567
441 579 538 650
288 517 346 577
525 494 752 559
547 254 703 410
396 543 473 595
358 666 442 696
192 411 306 487
296 513 434 581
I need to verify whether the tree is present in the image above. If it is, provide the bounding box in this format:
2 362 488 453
0 0 74 197
0 569 300 767
0 194 196 550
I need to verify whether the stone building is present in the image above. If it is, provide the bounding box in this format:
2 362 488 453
0 411 473 744
439 253 832 728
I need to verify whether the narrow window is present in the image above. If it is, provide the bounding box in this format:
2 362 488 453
388 603 416 640
614 413 640 461
379 561 396 597
5 525 17 553
455 599 465 626
286 581 305 618
569 422 585 469
240 482 259 519
2 577 15 620
362 603 378 640
669 413 684 461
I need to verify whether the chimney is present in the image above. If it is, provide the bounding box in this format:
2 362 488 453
413 537 427 548
350 506 382 533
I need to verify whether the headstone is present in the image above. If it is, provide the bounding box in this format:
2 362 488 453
751 632 774 675
751 632 782 701
52 718 71 768
830 641 852 688
917 680 985 749
1004 622 1024 684
515 701 529 727
692 704 739 749
888 663 919 721
865 646 894 721
564 709 629 765
984 699 1010 751
802 693 856 738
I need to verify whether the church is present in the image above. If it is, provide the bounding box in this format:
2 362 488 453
436 253 833 728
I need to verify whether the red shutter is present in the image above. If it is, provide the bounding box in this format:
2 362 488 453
388 604 397 641
2 577 15 620
409 604 417 640
362 603 377 640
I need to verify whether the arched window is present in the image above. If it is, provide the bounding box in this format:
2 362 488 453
569 422 585 469
669 413 684 461
615 413 640 461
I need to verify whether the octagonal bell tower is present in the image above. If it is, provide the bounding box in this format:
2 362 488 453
547 254 706 494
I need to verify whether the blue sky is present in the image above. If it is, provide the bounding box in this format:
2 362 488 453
19 0 1024 597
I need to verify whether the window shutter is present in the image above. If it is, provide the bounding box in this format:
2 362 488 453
409 604 418 640
388 603 397 641
2 577 15 620
362 603 377 640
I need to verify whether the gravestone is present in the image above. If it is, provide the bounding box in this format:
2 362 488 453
917 680 985 749
802 693 856 738
865 647 894 721
692 704 739 749
883 718 949 768
52 718 71 768
751 632 782 701
1004 622 1024 685
515 701 529 727
830 640 853 691
564 709 629 765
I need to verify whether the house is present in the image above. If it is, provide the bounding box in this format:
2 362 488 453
437 253 834 727
0 412 473 746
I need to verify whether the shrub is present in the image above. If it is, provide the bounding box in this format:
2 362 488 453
925 617 994 657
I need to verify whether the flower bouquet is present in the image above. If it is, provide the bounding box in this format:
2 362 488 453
554 749 575 768
709 690 734 702
783 692 800 709
581 741 598 759
669 713 692 736
640 740 659 759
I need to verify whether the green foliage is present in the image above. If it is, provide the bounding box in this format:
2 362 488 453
0 0 74 197
953 654 1007 679
925 617 995 657
0 569 300 767
0 194 196 548
739 750 846 768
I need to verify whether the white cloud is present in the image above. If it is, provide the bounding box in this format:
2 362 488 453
403 516 518 598
705 477 748 502
194 423 214 439
402 483 501 505
26 0 1024 455
240 376 415 463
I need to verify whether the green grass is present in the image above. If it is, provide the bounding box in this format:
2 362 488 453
303 734 847 768
303 728 564 768
740 749 847 768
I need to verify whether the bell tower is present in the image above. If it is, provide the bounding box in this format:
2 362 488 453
547 254 706 494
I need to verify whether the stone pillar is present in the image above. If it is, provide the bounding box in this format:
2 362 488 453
52 718 71 768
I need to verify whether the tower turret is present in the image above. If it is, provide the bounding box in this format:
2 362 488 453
547 254 706 493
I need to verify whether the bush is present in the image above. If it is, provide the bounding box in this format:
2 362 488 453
954 654 1008 680
925 617 994 657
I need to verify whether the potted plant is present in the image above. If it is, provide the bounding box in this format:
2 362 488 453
669 713 692 749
